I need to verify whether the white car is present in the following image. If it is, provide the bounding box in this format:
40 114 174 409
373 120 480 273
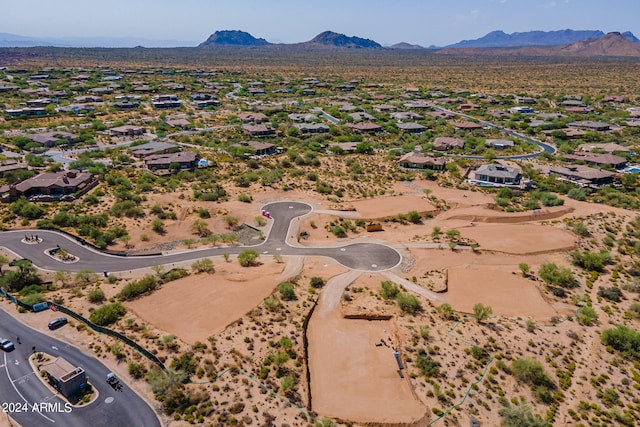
0 338 15 351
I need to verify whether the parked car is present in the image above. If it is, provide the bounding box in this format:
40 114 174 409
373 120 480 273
0 338 15 351
48 317 68 330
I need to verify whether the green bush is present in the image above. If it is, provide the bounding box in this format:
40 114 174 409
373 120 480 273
380 280 400 300
87 287 106 303
571 250 612 272
512 357 552 387
597 286 623 302
577 306 598 326
407 210 422 223
601 324 640 360
89 302 126 326
538 263 577 288
238 249 259 267
500 401 551 427
192 258 214 273
278 282 296 301
416 354 440 377
310 276 325 288
128 361 148 379
397 293 422 314
117 276 158 300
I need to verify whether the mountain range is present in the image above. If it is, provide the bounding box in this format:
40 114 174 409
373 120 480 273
1 29 639 55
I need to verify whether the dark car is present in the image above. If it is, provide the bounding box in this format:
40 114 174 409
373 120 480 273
48 317 68 330
0 338 15 351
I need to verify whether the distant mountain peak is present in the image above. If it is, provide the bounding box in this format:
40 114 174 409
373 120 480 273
199 30 270 47
556 32 640 56
307 31 381 48
391 42 424 50
447 29 606 48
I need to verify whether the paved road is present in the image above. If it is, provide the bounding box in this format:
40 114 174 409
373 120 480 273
310 108 340 125
0 309 160 427
0 202 401 273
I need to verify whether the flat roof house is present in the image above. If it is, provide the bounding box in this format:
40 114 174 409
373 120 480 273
109 125 146 137
398 152 446 171
348 122 383 134
232 141 277 156
474 164 522 187
563 152 627 169
42 357 87 401
130 141 178 157
486 139 515 149
243 124 275 138
567 121 611 132
397 122 426 134
26 131 79 148
450 121 482 130
145 151 198 173
295 123 330 134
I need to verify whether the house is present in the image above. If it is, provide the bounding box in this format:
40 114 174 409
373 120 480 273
3 108 47 117
25 131 80 148
295 123 330 134
109 125 146 137
191 93 219 109
26 98 52 108
565 106 594 114
398 152 446 171
542 128 587 139
58 104 98 114
433 137 464 151
397 122 426 133
130 141 178 157
562 100 587 107
41 357 87 400
391 111 424 121
474 164 522 186
563 152 627 169
152 95 181 109
336 84 356 91
567 121 611 132
288 113 316 122
237 112 269 123
113 99 140 109
459 103 480 111
165 118 191 129
603 96 625 103
349 112 376 122
233 141 277 156
516 96 537 104
510 106 535 114
145 151 198 172
426 111 455 120
549 164 615 187
576 142 630 154
486 139 515 149
403 100 432 109
247 87 266 95
372 104 397 113
348 122 383 133
328 142 360 153
243 124 275 137
450 121 482 130
0 170 98 202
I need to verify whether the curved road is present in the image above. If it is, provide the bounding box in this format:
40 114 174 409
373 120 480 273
0 202 401 274
0 309 160 427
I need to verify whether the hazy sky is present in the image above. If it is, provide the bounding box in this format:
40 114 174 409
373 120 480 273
3 0 639 46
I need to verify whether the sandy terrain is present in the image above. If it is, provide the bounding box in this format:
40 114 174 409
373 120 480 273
346 194 438 219
459 223 576 254
126 260 286 344
445 265 559 319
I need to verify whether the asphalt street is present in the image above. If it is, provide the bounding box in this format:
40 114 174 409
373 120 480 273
0 202 402 274
0 309 161 427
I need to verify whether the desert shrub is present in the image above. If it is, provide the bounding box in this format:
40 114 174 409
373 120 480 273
628 303 640 318
128 361 148 379
162 268 188 282
223 215 239 228
571 250 612 272
87 287 106 303
473 303 493 323
397 293 422 314
238 249 259 267
238 193 252 203
170 353 197 376
117 275 158 300
281 375 295 392
601 325 640 360
577 306 598 326
416 354 440 377
264 296 281 312
512 357 552 387
538 263 577 288
500 401 551 427
197 208 210 218
407 210 422 223
89 302 126 326
151 219 164 233
331 225 346 237
310 276 325 288
380 280 400 300
597 286 623 302
570 221 590 237
567 188 586 201
278 282 296 301
21 293 45 306
192 258 214 273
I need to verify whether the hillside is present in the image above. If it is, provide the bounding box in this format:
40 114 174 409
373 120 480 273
199 30 270 47
438 32 640 57
391 42 424 50
305 31 381 48
448 29 605 48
